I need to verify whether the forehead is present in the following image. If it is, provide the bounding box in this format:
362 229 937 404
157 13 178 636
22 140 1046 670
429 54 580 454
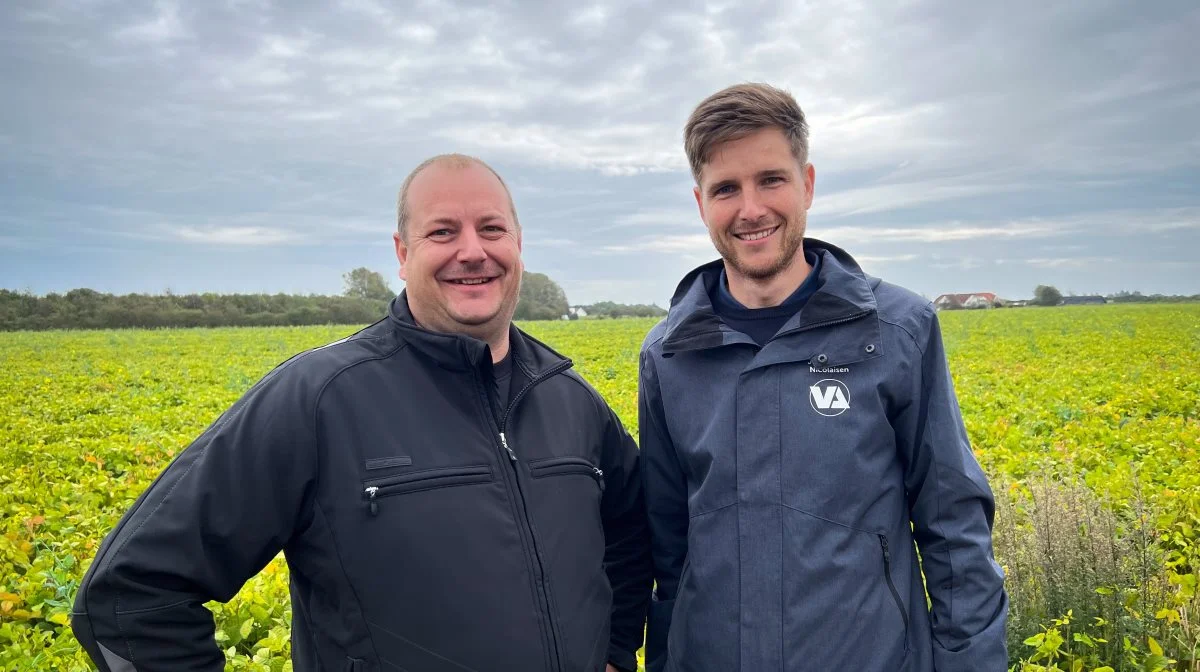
702 127 798 183
407 162 511 222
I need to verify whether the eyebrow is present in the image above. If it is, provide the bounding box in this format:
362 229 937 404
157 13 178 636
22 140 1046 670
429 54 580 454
707 179 737 195
422 214 509 230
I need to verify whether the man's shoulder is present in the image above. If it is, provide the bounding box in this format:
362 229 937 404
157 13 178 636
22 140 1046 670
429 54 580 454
559 369 608 410
511 328 610 415
867 276 936 347
269 319 405 389
211 319 404 425
640 318 669 355
544 367 623 433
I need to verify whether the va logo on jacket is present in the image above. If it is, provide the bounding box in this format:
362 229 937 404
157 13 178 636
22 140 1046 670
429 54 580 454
809 379 850 416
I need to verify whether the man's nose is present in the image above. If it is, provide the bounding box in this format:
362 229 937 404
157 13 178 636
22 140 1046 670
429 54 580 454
456 228 488 263
739 188 770 223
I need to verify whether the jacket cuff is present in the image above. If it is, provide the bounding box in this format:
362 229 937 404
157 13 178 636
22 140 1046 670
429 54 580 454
931 610 1008 672
608 644 638 672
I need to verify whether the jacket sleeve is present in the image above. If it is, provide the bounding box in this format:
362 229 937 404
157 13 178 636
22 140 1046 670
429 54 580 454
638 348 689 672
895 306 1009 671
70 362 318 672
597 400 654 672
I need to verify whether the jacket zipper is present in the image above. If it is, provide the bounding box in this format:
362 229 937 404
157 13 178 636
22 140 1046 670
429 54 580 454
772 309 871 341
664 309 871 353
529 458 605 492
499 360 572 429
493 358 573 672
879 535 910 641
362 465 492 516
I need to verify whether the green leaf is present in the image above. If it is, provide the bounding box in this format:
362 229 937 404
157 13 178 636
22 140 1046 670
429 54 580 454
1147 636 1163 656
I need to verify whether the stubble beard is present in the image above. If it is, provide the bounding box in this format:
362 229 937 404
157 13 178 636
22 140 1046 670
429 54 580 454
447 267 521 343
716 213 807 281
412 264 521 345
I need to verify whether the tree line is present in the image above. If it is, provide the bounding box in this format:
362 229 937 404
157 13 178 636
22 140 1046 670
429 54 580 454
576 301 667 319
0 288 390 331
0 268 665 331
1104 290 1200 303
1032 285 1200 306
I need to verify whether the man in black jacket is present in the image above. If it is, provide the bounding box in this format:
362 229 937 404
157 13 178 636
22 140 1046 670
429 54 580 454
71 153 652 672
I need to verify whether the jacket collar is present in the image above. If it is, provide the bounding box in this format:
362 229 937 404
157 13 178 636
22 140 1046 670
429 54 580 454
388 291 571 377
661 238 879 356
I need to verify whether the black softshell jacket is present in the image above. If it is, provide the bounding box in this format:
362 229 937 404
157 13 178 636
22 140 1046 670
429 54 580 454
71 294 652 672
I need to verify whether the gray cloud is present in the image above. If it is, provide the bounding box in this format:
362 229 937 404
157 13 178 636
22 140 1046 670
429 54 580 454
2 0 1197 305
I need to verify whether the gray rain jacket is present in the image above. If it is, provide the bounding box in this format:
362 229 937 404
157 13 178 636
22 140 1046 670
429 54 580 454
639 239 1008 671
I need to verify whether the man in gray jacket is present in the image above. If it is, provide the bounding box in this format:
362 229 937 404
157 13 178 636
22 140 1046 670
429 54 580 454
640 83 1008 671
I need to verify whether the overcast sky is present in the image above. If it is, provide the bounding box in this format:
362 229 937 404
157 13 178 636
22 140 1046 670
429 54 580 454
3 0 1198 305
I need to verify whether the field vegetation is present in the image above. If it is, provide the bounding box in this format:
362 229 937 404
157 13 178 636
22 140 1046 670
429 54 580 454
1 304 1197 670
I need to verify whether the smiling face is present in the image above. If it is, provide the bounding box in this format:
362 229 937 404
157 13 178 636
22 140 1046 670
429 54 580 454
394 161 523 344
694 127 815 290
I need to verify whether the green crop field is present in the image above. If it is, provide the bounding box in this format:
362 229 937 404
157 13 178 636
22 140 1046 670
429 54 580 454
2 305 1198 671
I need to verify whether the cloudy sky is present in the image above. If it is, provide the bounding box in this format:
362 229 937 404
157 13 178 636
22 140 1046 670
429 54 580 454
2 0 1198 306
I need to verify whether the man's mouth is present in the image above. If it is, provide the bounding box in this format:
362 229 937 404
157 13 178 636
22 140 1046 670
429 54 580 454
734 225 779 242
445 277 497 286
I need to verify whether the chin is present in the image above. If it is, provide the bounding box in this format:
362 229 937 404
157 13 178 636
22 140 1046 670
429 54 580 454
732 255 792 281
449 308 502 327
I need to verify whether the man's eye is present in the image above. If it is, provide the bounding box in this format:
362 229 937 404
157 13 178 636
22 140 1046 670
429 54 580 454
429 229 452 238
763 176 785 185
713 185 736 196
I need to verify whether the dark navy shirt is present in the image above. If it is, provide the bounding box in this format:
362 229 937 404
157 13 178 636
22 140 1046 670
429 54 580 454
711 250 822 346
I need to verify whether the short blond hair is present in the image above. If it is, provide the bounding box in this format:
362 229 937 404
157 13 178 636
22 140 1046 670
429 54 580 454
683 83 810 184
396 153 520 242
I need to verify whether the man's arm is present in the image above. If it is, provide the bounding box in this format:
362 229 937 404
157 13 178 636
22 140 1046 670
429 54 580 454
896 306 1009 671
638 349 689 672
597 403 653 672
71 364 317 672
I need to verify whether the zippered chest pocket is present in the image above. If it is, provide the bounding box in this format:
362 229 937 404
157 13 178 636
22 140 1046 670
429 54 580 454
528 457 605 492
363 465 493 516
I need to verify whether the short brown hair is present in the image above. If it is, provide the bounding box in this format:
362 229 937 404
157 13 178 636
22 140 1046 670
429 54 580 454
396 153 520 242
683 82 810 184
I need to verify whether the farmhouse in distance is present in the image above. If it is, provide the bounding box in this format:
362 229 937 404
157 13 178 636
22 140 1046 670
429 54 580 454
933 292 1004 310
932 289 1112 311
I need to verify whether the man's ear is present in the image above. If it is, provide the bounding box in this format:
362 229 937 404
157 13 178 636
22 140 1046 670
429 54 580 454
393 231 408 281
693 185 705 222
802 162 816 210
